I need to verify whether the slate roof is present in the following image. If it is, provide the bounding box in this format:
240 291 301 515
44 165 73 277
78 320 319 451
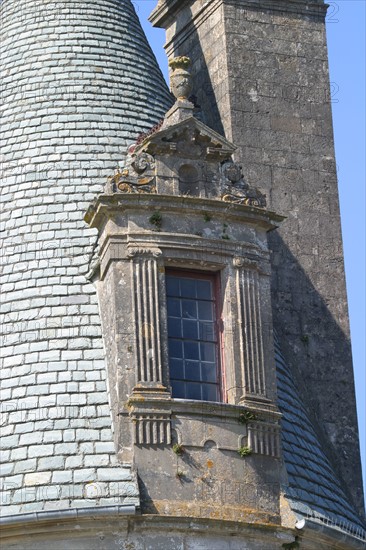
275 336 366 542
110 0 173 138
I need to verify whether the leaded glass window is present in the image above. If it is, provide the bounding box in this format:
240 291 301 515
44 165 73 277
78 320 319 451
166 271 222 402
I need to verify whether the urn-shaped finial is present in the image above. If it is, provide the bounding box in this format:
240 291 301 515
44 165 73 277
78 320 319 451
169 56 193 100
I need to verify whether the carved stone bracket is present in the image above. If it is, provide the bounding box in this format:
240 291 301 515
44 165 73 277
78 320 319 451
131 412 171 445
247 421 281 458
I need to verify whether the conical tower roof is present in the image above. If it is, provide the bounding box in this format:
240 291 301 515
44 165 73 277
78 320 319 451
0 0 172 516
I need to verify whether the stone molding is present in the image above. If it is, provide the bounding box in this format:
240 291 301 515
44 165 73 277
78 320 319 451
1 512 363 550
150 0 327 30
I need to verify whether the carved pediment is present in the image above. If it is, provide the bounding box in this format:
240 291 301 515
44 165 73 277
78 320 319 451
105 58 266 208
136 117 236 161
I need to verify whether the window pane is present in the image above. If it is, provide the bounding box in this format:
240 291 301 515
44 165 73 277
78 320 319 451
170 359 184 380
184 341 200 360
185 360 201 381
199 322 215 342
166 277 180 296
167 298 180 317
180 278 196 298
168 318 182 338
169 340 183 358
202 384 218 402
182 320 198 340
198 301 213 321
197 280 212 300
200 342 216 362
171 380 185 399
201 362 217 383
186 382 202 400
182 300 197 319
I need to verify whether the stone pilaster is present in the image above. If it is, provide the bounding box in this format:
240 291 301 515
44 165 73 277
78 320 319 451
235 263 266 398
128 248 165 389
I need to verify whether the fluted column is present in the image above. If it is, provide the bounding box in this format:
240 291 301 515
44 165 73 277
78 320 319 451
129 248 166 390
234 258 270 402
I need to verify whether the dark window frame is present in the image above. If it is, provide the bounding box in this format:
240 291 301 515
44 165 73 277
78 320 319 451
165 268 224 403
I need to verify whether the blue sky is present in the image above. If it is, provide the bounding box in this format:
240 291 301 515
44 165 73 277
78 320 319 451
326 0 365 497
134 0 366 496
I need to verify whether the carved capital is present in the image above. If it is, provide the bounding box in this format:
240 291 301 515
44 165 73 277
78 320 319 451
127 247 162 259
233 257 258 269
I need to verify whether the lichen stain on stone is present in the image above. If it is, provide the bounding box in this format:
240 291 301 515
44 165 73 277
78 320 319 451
206 459 214 469
248 88 259 102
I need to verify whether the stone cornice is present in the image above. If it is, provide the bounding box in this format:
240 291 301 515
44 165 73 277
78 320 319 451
149 0 190 28
224 0 327 18
84 193 284 231
150 0 327 28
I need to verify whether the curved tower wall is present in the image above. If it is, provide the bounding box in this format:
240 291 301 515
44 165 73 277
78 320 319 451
0 0 172 515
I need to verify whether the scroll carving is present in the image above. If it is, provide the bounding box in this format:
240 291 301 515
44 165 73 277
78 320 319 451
127 247 162 259
108 152 156 194
221 161 267 208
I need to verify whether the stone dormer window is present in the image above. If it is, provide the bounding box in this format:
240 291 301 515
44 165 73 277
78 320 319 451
85 57 283 519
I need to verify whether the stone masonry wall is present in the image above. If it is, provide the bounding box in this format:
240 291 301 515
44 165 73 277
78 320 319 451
0 0 172 515
158 0 363 514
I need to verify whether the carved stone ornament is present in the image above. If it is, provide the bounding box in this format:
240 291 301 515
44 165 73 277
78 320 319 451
169 56 193 101
107 152 156 194
127 247 162 258
233 257 258 269
221 161 267 208
233 256 270 275
131 413 171 445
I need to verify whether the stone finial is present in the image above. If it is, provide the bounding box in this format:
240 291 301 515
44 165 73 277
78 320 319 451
162 56 195 127
169 56 192 100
